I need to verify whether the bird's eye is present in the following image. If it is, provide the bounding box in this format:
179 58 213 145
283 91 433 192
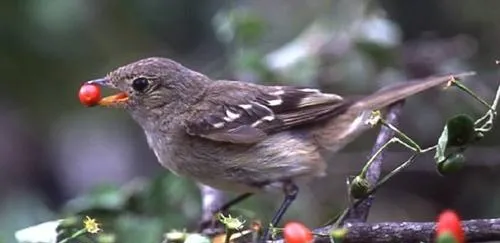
131 77 149 92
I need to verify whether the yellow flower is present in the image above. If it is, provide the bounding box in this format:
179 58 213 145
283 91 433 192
83 216 101 234
217 213 245 231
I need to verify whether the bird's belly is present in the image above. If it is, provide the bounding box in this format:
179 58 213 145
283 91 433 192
153 131 326 193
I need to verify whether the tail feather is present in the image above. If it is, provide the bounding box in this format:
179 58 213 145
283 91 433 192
314 71 475 152
352 72 476 111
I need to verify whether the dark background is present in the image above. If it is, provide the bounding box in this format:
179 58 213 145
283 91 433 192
1 0 500 242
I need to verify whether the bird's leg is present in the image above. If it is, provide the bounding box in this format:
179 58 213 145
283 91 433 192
260 182 299 242
218 192 254 212
198 192 254 234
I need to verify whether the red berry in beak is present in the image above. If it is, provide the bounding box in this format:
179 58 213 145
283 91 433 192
78 84 101 107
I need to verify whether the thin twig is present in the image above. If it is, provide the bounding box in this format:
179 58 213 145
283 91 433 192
342 102 405 224
329 153 419 229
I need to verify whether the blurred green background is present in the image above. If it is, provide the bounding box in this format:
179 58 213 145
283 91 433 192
2 0 500 242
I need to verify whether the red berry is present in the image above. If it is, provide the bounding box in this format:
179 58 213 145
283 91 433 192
79 84 101 107
436 210 465 243
283 222 313 243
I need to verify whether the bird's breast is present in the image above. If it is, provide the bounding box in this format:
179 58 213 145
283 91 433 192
145 127 327 193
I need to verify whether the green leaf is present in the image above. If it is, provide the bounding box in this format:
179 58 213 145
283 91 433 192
435 125 449 164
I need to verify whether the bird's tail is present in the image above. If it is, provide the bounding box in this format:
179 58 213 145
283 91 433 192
313 72 476 152
352 72 476 111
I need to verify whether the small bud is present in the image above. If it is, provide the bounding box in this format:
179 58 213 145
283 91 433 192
437 153 465 175
330 228 348 243
350 176 371 199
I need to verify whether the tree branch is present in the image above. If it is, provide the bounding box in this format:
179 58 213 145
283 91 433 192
311 218 500 243
242 218 500 243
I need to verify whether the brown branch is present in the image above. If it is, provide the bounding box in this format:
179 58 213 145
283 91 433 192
311 218 500 243
234 218 500 243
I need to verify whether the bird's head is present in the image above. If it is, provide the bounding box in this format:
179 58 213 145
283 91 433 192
86 57 210 121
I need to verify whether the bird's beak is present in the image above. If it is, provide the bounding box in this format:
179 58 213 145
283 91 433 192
87 78 111 86
86 78 129 106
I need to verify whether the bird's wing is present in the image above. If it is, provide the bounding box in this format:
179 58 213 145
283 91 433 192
184 81 347 144
183 72 476 144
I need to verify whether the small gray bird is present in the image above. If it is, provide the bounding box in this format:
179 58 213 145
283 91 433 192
85 57 472 238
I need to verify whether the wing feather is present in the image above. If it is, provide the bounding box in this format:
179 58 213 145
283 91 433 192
184 81 345 144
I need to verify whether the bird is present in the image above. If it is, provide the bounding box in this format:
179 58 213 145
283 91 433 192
84 57 473 240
